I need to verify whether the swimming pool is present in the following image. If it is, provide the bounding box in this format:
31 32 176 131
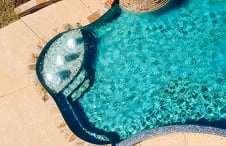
36 0 226 144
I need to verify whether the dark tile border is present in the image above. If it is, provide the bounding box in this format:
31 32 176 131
35 4 122 145
116 125 226 146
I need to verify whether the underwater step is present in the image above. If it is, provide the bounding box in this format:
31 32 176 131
62 69 87 97
70 78 90 102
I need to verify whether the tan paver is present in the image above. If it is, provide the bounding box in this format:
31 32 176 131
0 86 67 146
55 0 91 25
0 19 67 146
185 133 226 146
81 0 104 13
0 20 39 96
135 133 186 146
21 0 91 40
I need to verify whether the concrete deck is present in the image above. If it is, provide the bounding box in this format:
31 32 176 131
0 0 225 146
0 20 67 146
135 133 226 146
0 0 106 145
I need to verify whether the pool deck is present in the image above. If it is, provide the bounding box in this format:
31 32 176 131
134 133 226 146
0 0 225 146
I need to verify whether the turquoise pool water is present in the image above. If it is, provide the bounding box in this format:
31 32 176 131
36 0 226 144
78 0 226 140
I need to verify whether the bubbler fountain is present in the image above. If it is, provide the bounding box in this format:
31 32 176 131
119 0 170 12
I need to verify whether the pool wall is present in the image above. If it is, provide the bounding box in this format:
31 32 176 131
36 3 122 145
36 31 120 144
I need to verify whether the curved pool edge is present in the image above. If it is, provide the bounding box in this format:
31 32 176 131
116 125 226 146
35 1 226 145
82 3 121 31
35 32 120 145
35 3 122 145
35 2 121 93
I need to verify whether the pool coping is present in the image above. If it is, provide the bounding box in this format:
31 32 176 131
116 125 226 146
14 0 61 16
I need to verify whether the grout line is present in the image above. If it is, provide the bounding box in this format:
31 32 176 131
184 133 187 146
0 85 30 99
20 19 46 43
80 0 89 8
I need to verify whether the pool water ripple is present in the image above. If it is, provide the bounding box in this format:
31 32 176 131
78 0 226 140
